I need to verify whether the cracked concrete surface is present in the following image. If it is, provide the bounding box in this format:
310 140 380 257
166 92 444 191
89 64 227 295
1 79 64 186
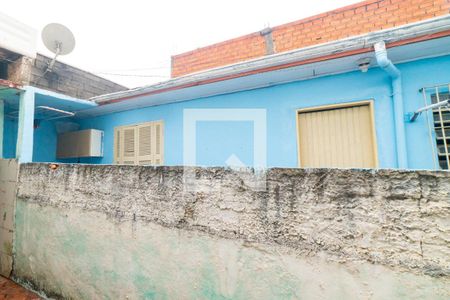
13 163 450 299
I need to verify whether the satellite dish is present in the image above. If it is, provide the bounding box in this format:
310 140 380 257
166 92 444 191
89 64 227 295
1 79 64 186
41 23 76 71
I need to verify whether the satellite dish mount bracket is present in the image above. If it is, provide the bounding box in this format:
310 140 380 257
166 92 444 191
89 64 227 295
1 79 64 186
47 41 62 72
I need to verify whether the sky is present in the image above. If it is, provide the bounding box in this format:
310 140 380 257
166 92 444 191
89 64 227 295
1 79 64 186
2 0 361 88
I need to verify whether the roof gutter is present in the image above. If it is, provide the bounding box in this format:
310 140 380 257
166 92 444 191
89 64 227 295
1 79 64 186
375 41 408 169
91 15 450 105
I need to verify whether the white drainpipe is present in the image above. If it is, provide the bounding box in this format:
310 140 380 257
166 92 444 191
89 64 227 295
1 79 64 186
374 41 408 169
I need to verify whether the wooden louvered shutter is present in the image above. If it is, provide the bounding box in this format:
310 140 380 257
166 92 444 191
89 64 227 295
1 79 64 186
114 128 121 163
137 124 153 165
153 121 164 165
122 127 137 164
113 121 164 165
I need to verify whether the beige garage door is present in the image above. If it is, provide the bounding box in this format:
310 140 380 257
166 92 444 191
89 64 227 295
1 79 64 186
297 102 378 168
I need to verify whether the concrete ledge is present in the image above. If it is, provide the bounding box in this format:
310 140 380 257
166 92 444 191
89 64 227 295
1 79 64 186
16 163 450 278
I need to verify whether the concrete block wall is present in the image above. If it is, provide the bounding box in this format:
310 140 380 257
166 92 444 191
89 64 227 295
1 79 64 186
0 159 18 277
171 0 450 77
28 54 127 99
12 164 450 298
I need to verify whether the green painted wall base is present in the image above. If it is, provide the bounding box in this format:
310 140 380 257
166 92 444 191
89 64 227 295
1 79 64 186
14 200 450 300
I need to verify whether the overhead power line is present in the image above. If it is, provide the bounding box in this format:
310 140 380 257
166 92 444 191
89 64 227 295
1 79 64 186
94 66 170 73
94 72 169 78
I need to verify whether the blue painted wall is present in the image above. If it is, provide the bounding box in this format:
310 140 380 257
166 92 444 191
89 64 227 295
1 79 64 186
78 66 395 168
196 121 255 167
3 117 18 159
31 55 450 169
33 120 58 163
399 56 450 170
32 119 83 163
2 112 79 162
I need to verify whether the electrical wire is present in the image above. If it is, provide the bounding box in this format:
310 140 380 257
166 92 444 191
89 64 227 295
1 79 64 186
93 72 169 78
94 66 169 72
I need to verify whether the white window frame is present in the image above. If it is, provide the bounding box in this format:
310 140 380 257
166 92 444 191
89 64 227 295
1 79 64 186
422 84 450 170
113 120 164 165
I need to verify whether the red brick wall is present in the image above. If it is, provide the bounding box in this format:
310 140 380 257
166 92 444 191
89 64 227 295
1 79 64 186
171 0 450 77
171 33 267 78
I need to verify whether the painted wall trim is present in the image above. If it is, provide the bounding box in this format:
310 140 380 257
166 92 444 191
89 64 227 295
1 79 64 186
32 86 98 108
16 88 35 163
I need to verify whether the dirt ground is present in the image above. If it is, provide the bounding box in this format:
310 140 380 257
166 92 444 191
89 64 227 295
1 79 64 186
0 276 40 300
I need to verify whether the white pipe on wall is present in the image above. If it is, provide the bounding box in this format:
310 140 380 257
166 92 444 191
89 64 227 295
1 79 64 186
374 41 408 169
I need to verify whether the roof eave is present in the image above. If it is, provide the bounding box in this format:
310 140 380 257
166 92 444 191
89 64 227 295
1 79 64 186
91 15 450 104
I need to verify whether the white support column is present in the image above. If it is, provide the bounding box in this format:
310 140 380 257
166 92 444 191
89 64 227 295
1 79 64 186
16 87 35 163
0 100 4 158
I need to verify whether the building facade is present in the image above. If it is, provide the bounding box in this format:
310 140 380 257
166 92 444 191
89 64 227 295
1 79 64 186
0 11 127 163
2 0 450 170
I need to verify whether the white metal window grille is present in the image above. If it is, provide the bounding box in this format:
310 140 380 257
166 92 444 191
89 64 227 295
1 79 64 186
421 84 450 170
113 121 164 165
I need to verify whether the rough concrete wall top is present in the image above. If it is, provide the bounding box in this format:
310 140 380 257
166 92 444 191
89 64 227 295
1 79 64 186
17 163 450 277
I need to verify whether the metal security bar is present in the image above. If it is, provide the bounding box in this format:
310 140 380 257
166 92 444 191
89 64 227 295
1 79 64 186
421 84 450 170
7 106 75 121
